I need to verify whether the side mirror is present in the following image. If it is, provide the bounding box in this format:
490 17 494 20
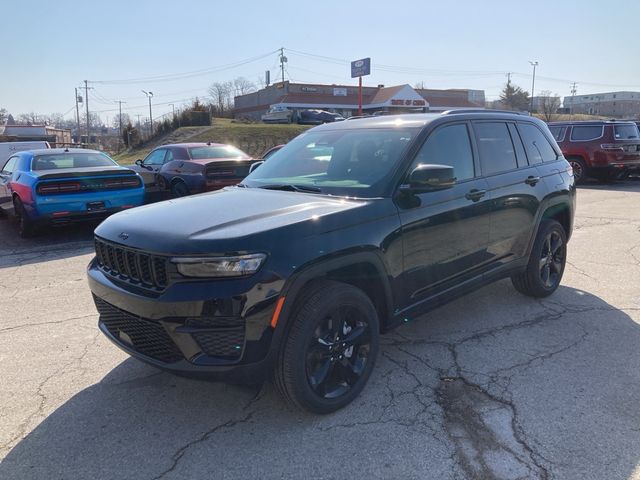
406 164 456 191
135 159 143 166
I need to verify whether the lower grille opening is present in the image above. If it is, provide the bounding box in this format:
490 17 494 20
192 328 245 359
95 297 183 363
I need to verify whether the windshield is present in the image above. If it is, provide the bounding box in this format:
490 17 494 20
32 152 117 171
189 146 250 160
242 128 417 197
614 124 639 140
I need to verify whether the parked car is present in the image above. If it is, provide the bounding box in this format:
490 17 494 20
0 141 50 164
128 143 255 200
261 105 294 124
548 120 640 183
0 148 144 237
88 111 575 413
297 109 345 125
261 144 284 160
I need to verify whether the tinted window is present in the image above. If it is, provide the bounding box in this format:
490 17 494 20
32 153 116 170
508 123 528 168
518 123 558 164
570 125 603 141
548 126 566 142
143 149 166 165
614 124 639 140
474 122 517 175
412 123 474 181
2 156 19 174
189 146 250 159
243 128 417 197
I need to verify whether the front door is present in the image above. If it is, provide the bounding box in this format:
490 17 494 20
132 148 167 196
0 156 19 212
397 122 492 310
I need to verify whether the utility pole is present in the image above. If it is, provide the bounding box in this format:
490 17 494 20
117 100 126 152
506 72 512 87
570 82 578 120
279 47 287 84
84 80 90 146
74 88 81 145
529 61 538 113
169 103 175 118
142 90 154 135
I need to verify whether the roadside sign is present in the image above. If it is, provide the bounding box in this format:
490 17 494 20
351 58 371 78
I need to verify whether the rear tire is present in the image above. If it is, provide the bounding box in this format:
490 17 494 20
13 197 37 238
273 280 379 414
511 220 566 298
567 157 588 184
170 181 189 198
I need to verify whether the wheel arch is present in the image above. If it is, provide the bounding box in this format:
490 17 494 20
276 251 395 339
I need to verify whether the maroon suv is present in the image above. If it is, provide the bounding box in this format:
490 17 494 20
548 121 640 183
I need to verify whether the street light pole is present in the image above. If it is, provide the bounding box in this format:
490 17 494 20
529 61 538 113
142 90 154 135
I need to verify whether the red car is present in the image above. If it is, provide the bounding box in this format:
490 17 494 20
130 143 256 199
548 120 640 183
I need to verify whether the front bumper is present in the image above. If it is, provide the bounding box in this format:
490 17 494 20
88 259 282 382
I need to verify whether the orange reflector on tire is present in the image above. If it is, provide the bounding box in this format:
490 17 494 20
270 297 285 328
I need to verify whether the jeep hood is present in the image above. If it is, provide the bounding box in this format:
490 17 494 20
94 187 366 254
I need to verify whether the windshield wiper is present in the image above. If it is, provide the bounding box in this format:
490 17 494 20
258 184 322 193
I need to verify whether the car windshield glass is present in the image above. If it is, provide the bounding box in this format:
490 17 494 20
242 127 417 197
32 153 116 170
614 124 639 140
189 146 249 159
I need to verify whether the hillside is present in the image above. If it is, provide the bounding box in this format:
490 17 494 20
114 119 311 164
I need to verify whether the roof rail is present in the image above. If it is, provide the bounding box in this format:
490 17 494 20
441 109 529 116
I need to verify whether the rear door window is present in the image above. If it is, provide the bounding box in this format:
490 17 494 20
570 125 603 141
517 123 559 164
548 126 566 142
473 122 518 176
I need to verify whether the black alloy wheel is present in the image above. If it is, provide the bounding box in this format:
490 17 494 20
305 305 372 399
511 219 567 298
568 157 587 184
539 230 565 289
13 197 36 238
274 280 380 413
171 181 189 198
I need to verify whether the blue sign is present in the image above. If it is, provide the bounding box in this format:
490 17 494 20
351 58 371 78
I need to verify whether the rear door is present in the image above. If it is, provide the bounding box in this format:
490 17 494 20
398 122 492 307
472 121 545 267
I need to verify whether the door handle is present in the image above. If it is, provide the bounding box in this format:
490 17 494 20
465 189 487 202
525 175 541 186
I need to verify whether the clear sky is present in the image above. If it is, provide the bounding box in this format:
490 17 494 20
2 0 639 124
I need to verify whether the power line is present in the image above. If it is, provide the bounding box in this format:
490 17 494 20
88 50 279 85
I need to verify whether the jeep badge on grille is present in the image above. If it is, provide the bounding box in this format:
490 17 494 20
118 232 129 240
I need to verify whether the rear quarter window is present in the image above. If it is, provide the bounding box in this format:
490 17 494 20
570 125 603 141
548 126 566 142
518 123 559 164
614 124 639 140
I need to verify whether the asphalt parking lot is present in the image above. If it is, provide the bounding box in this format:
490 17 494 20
1 181 639 480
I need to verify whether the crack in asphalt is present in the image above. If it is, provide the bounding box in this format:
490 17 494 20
0 314 96 334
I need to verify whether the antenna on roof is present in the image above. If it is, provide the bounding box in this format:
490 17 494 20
64 147 69 152
206 141 211 146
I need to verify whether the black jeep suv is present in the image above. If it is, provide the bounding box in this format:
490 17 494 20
88 111 575 413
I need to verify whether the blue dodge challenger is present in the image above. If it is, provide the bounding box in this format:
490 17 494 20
0 148 145 237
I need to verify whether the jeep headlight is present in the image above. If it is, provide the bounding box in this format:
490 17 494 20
171 253 266 278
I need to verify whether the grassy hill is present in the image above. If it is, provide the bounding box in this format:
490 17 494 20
114 119 311 164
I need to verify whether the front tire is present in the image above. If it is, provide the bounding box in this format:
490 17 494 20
273 280 380 414
511 220 567 297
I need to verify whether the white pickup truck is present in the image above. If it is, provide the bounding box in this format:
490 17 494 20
0 141 50 165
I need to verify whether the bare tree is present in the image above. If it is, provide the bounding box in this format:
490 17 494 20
538 90 561 122
208 81 233 115
112 112 131 130
16 112 43 125
233 77 256 96
0 108 8 124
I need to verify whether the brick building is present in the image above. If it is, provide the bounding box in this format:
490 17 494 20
233 81 485 120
